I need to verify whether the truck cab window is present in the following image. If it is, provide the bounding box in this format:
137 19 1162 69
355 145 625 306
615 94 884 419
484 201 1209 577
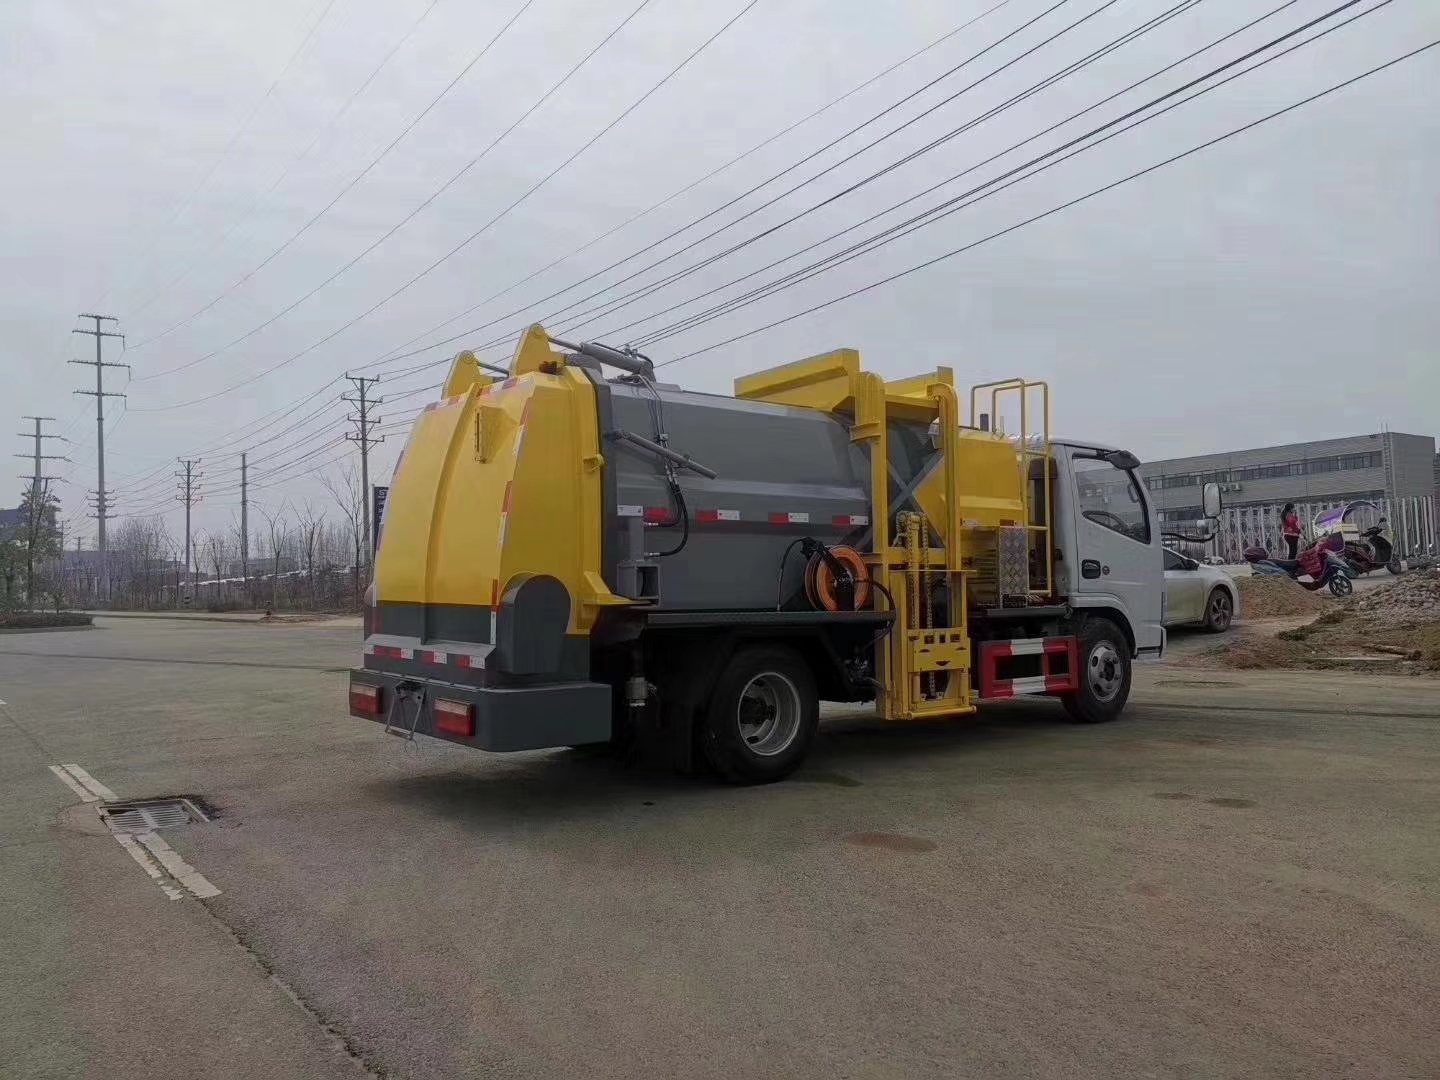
1072 456 1151 544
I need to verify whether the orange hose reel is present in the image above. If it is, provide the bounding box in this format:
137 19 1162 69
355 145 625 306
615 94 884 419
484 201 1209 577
804 545 872 611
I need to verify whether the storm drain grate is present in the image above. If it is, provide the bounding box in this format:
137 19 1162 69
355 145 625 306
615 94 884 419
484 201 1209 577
100 798 208 834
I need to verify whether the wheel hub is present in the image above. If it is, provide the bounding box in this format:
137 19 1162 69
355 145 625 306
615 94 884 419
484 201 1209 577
1087 642 1123 702
736 672 802 757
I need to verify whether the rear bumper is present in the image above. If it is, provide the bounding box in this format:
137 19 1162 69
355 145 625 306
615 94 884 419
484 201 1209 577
349 669 611 752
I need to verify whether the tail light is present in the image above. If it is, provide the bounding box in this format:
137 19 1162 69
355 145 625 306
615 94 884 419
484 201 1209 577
350 683 382 716
434 698 475 737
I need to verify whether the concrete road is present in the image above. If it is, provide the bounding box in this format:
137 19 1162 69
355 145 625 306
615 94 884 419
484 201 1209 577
2 617 1438 1080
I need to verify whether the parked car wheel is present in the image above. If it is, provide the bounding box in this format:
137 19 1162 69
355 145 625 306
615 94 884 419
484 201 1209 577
1203 587 1234 633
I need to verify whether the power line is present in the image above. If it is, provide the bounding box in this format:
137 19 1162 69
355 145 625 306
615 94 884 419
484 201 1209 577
111 0 1020 451
350 0 1075 376
633 0 1392 349
126 0 540 361
94 0 342 314
653 35 1439 369
123 0 445 326
616 0 1317 347
362 0 1021 370
129 0 705 406
563 0 1196 340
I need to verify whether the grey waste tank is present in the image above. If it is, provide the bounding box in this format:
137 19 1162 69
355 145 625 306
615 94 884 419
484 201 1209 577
598 378 935 611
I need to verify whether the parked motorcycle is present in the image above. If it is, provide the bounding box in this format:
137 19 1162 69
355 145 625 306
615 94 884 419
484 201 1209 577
1313 500 1402 576
1244 533 1354 596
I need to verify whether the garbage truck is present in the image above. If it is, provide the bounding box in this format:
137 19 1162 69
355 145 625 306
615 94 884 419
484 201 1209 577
349 325 1220 783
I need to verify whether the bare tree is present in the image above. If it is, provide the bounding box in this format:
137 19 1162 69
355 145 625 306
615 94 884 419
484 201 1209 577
112 515 172 609
258 503 291 612
296 500 325 610
321 460 365 606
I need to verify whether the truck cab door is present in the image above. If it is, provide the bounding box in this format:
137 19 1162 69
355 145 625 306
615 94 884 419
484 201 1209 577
1057 446 1164 654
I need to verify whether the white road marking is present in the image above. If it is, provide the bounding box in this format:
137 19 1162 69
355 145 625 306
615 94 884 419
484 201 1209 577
44 764 219 902
61 764 118 802
136 832 221 899
49 764 97 802
113 834 184 901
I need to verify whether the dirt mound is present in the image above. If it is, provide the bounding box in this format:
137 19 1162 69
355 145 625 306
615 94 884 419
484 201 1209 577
1187 571 1440 676
1352 571 1440 628
1235 576 1331 619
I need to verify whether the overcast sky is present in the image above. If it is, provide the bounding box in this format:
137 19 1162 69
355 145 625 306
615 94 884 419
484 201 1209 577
3 0 1436 546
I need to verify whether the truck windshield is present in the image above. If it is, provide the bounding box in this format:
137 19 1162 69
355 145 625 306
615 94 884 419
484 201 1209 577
1072 456 1151 544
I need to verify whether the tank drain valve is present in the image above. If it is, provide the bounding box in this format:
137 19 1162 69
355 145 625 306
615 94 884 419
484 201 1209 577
625 675 654 710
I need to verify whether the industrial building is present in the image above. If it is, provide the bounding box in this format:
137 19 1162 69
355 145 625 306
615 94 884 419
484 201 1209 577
1138 431 1437 560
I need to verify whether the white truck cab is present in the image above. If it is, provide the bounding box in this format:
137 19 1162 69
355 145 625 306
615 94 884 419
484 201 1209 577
1049 441 1220 662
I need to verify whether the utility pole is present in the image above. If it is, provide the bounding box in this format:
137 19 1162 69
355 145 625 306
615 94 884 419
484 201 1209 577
239 452 249 589
176 458 201 605
343 374 383 570
71 314 126 600
14 416 68 608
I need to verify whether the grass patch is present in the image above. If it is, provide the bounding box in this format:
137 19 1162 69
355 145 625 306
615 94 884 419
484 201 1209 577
0 611 93 629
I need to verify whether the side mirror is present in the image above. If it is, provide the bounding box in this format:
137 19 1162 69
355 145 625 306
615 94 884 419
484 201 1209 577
1103 449 1141 471
1202 481 1222 519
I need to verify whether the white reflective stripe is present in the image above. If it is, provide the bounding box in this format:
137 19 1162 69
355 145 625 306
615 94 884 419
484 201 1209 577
787 512 809 524
1006 639 1047 656
850 515 870 526
1006 676 1051 695
618 505 644 517
712 509 741 521
398 648 414 661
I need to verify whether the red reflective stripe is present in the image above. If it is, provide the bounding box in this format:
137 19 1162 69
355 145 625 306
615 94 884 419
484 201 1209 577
501 482 514 513
696 509 740 523
490 579 500 611
643 507 671 524
831 514 869 527
456 655 471 670
999 518 1018 526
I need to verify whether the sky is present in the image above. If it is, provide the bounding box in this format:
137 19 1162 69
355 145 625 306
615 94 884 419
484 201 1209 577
2 0 1436 550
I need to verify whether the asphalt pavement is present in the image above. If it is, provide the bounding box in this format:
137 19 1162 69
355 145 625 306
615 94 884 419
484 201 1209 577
3 616 1438 1080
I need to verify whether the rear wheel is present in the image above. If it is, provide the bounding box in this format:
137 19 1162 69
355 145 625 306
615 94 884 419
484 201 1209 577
1062 618 1131 724
1203 587 1234 633
700 646 818 784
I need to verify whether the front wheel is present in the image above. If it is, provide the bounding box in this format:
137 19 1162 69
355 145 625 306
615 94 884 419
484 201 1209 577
1203 587 1234 633
1387 556 1403 575
700 646 818 784
1063 618 1132 724
1329 575 1353 597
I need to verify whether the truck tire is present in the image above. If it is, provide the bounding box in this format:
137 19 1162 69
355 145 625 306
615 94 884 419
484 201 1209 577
1062 618 1131 724
700 646 818 784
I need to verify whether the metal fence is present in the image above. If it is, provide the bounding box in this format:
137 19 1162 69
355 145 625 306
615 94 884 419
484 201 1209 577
1204 496 1436 563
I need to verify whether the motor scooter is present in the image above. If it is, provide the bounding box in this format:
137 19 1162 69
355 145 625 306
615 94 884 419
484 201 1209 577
1244 533 1354 596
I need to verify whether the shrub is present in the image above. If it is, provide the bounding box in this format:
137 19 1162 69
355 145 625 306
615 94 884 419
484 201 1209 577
0 611 93 629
